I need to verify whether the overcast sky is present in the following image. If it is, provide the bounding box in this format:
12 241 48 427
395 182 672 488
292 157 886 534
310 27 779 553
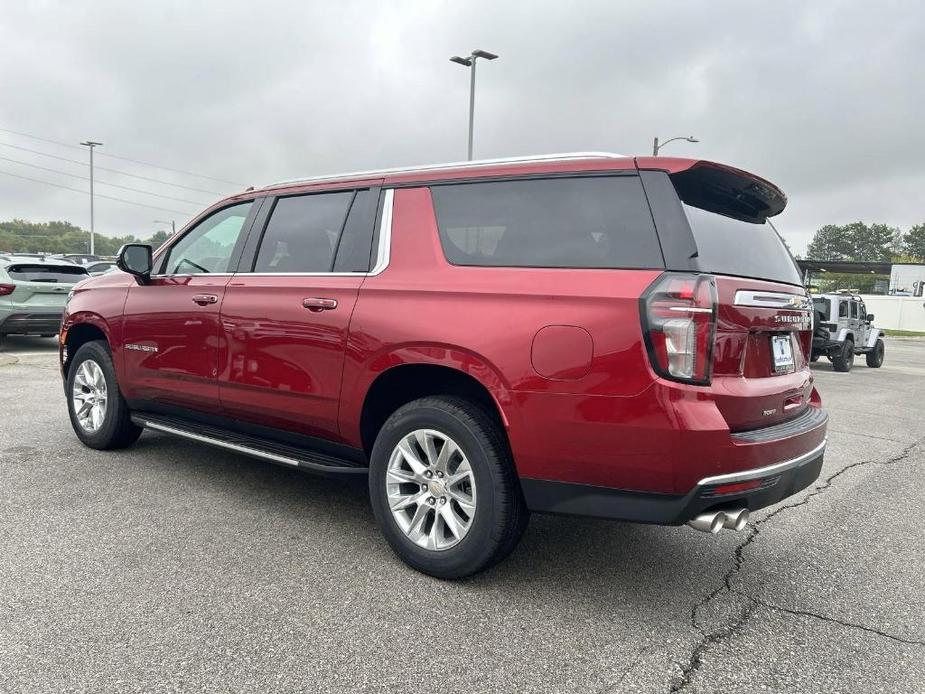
1 0 922 254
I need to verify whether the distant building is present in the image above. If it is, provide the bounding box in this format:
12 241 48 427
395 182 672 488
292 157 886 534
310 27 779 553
890 264 925 296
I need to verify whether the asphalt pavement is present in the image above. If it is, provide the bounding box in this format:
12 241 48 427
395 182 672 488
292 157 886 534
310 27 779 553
1 334 923 693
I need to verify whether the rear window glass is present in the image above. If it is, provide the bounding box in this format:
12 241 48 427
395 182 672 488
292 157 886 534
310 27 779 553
812 297 830 321
683 205 803 286
5 264 89 283
430 177 663 269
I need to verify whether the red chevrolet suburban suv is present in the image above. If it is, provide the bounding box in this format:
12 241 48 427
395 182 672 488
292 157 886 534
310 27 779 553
60 152 827 578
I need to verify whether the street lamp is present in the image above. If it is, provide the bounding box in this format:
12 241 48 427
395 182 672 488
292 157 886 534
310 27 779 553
80 140 103 254
449 49 499 161
652 135 699 156
153 219 176 235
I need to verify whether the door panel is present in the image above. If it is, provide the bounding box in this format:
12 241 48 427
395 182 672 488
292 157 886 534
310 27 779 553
122 276 232 411
219 276 362 439
122 199 257 412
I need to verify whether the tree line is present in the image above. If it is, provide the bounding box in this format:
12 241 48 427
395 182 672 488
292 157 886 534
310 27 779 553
0 219 171 256
806 221 925 262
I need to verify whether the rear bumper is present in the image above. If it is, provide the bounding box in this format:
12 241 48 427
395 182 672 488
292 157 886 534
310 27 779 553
0 311 63 335
522 438 825 524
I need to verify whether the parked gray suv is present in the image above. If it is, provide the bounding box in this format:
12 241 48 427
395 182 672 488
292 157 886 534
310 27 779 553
811 291 884 371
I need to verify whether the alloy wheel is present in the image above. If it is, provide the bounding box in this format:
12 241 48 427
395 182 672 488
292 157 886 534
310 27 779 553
71 359 108 432
386 428 477 551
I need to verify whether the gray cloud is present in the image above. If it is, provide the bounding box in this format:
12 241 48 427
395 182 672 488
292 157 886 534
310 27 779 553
1 0 922 253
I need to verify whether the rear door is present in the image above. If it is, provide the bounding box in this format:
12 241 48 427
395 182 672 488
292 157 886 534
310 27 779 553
219 185 380 440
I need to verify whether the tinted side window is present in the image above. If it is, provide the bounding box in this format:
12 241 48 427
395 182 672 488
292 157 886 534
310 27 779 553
333 189 377 272
850 301 858 318
838 301 848 318
254 192 353 273
430 176 663 269
161 202 252 275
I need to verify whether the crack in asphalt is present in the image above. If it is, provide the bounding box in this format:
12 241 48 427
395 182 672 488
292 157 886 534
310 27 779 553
669 436 924 692
740 595 925 647
597 645 651 694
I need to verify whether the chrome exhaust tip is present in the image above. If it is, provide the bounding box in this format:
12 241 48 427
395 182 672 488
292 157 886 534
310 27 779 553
687 511 725 534
721 508 749 531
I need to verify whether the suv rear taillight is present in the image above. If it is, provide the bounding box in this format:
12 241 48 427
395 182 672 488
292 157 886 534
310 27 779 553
0 283 15 296
640 273 717 385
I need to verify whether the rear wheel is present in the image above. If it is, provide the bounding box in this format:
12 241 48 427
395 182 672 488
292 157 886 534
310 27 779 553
865 338 884 368
369 395 528 579
832 338 855 372
66 340 142 449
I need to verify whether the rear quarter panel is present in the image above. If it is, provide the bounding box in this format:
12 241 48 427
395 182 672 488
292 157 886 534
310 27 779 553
339 186 664 482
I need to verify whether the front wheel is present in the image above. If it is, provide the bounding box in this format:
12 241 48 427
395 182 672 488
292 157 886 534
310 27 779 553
66 340 142 449
832 338 854 372
369 396 528 579
866 339 885 368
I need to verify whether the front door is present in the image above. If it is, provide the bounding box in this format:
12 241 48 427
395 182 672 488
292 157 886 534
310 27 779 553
219 187 379 440
121 200 256 412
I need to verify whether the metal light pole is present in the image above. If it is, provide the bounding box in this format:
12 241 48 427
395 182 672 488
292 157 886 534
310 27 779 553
80 140 103 254
153 219 176 235
652 135 699 156
450 49 498 160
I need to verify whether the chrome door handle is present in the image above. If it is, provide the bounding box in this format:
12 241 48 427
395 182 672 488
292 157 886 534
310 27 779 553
192 294 219 305
303 297 338 312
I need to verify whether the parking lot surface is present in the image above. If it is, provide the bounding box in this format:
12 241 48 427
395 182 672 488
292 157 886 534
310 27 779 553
1 335 923 693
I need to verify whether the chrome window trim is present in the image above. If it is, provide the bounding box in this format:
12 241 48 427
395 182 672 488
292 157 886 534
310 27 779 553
147 272 235 279
734 289 811 311
369 188 393 276
698 439 827 487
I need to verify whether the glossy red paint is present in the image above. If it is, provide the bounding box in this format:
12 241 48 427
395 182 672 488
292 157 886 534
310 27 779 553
60 154 825 507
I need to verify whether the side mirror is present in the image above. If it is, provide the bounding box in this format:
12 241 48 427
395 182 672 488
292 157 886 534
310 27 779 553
117 244 153 283
866 313 874 322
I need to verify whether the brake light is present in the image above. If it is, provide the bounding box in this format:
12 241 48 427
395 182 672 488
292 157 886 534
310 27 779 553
0 283 15 296
640 273 717 384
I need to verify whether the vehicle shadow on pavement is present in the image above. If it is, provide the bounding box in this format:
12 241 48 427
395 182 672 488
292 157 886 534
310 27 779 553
129 431 734 601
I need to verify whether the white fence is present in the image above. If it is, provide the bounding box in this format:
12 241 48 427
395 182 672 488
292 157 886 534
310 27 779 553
859 295 925 332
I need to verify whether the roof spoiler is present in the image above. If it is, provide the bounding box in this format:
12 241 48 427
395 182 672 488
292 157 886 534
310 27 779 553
636 158 787 223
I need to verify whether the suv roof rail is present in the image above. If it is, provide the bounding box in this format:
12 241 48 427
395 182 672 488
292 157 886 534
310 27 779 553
261 151 627 190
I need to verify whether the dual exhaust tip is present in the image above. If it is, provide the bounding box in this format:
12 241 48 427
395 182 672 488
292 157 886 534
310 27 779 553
688 508 749 534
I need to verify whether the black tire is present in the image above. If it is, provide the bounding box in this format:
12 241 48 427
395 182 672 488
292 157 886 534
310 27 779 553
865 338 884 368
369 395 529 579
810 354 819 362
832 338 854 372
66 340 142 449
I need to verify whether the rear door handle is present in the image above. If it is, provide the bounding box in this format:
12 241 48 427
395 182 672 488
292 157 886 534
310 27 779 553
303 297 338 312
192 294 219 305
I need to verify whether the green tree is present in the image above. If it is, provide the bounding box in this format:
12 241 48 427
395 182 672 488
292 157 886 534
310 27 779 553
0 219 167 256
806 224 853 260
806 221 902 262
903 224 925 261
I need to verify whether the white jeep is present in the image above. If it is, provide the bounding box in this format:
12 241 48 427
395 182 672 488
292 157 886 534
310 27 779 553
811 291 884 372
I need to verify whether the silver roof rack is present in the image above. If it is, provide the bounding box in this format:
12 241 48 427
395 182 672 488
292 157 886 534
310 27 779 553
261 151 627 190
